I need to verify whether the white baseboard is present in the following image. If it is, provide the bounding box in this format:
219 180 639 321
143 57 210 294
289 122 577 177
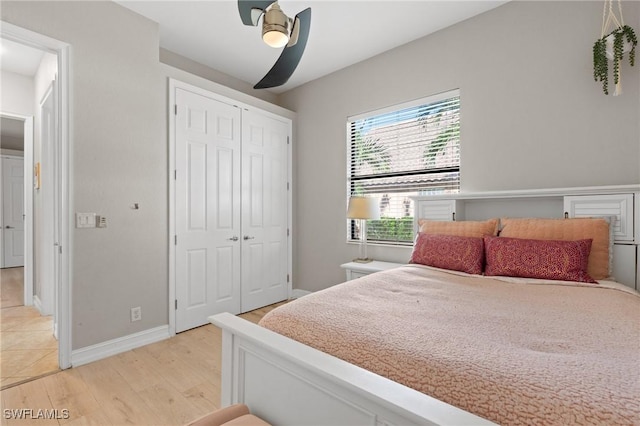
33 295 54 316
33 295 43 314
291 289 312 299
71 325 170 367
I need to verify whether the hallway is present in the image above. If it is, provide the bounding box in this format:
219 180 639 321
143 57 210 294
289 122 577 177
0 267 59 389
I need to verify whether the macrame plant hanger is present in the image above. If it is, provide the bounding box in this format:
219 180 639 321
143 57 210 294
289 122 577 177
601 0 626 95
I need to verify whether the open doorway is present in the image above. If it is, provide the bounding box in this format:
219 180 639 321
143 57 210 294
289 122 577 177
0 28 69 388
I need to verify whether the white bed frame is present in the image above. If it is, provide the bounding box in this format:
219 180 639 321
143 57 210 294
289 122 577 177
209 185 639 425
209 313 495 425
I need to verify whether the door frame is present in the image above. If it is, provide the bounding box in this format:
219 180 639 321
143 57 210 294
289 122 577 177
1 21 73 369
168 78 293 336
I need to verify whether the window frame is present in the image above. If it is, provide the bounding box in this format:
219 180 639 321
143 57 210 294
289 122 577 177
346 89 461 246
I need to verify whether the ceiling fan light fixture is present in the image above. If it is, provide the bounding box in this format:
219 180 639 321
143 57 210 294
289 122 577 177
262 2 290 48
262 28 289 48
238 0 311 89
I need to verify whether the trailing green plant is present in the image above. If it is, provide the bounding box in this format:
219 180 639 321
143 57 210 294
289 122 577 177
593 25 637 95
593 37 608 94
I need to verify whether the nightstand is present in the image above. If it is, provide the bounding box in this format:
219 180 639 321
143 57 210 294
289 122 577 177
340 260 404 281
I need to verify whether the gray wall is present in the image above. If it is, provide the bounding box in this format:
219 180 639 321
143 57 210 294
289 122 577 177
278 1 640 292
2 1 167 348
1 1 294 351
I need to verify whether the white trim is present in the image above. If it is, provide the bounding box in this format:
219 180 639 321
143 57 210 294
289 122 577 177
38 81 55 316
287 116 293 299
1 21 73 370
39 80 54 106
168 78 177 337
168 78 293 335
58 41 72 370
71 325 170 367
291 289 311 299
33 294 43 313
0 149 25 157
170 78 292 122
635 193 640 243
412 184 640 202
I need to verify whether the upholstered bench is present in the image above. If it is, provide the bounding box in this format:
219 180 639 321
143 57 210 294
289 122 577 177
186 404 271 426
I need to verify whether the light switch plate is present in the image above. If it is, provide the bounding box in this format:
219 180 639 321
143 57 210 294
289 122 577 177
76 212 96 228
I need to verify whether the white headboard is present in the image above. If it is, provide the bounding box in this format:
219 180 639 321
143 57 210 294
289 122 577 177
412 184 640 290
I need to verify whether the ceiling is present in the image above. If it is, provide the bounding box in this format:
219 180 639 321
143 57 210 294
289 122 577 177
0 38 41 150
0 37 45 76
117 0 509 93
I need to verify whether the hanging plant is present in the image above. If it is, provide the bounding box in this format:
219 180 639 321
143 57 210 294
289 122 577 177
593 25 637 95
593 0 638 95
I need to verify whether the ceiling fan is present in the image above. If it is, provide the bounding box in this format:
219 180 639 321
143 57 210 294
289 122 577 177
238 0 311 89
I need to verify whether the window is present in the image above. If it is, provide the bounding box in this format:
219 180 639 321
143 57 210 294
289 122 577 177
347 89 461 244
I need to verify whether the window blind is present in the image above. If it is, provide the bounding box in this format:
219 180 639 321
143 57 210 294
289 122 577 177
347 90 461 244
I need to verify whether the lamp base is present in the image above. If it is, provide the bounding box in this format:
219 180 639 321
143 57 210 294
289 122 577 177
352 257 374 263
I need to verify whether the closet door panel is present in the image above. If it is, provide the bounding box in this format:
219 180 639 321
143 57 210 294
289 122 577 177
241 110 289 312
175 88 242 332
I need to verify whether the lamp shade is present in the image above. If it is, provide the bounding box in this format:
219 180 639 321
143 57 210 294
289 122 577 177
347 196 380 220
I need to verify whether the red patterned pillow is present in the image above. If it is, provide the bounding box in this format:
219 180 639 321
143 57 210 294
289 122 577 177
410 233 484 275
484 236 597 283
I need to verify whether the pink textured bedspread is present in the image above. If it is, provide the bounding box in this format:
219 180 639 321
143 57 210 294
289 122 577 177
259 265 640 425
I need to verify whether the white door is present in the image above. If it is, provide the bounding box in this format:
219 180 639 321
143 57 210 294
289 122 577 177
240 110 289 312
38 82 56 316
1 157 25 268
51 78 61 338
175 88 242 332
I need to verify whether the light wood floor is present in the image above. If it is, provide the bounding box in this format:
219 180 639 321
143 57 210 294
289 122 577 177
1 268 59 389
1 268 23 310
0 302 285 426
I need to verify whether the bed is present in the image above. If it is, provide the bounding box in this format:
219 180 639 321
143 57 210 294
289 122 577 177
259 265 639 424
210 213 640 425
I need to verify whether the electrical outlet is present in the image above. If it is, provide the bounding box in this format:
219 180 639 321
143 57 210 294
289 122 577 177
130 306 142 322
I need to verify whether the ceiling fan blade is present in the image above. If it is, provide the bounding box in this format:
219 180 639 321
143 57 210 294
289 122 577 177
254 7 311 89
238 0 274 26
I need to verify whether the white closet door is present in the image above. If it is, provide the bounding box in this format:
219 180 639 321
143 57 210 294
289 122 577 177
2 157 25 268
175 88 242 332
241 109 289 313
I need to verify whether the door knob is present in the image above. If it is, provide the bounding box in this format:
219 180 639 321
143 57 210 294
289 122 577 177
227 236 239 241
243 235 255 240
5 226 14 229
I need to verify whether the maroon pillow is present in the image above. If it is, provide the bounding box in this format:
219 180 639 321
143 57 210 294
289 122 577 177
484 236 597 283
410 233 484 275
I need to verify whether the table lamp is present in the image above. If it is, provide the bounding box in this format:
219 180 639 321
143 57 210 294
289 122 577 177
347 196 380 263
